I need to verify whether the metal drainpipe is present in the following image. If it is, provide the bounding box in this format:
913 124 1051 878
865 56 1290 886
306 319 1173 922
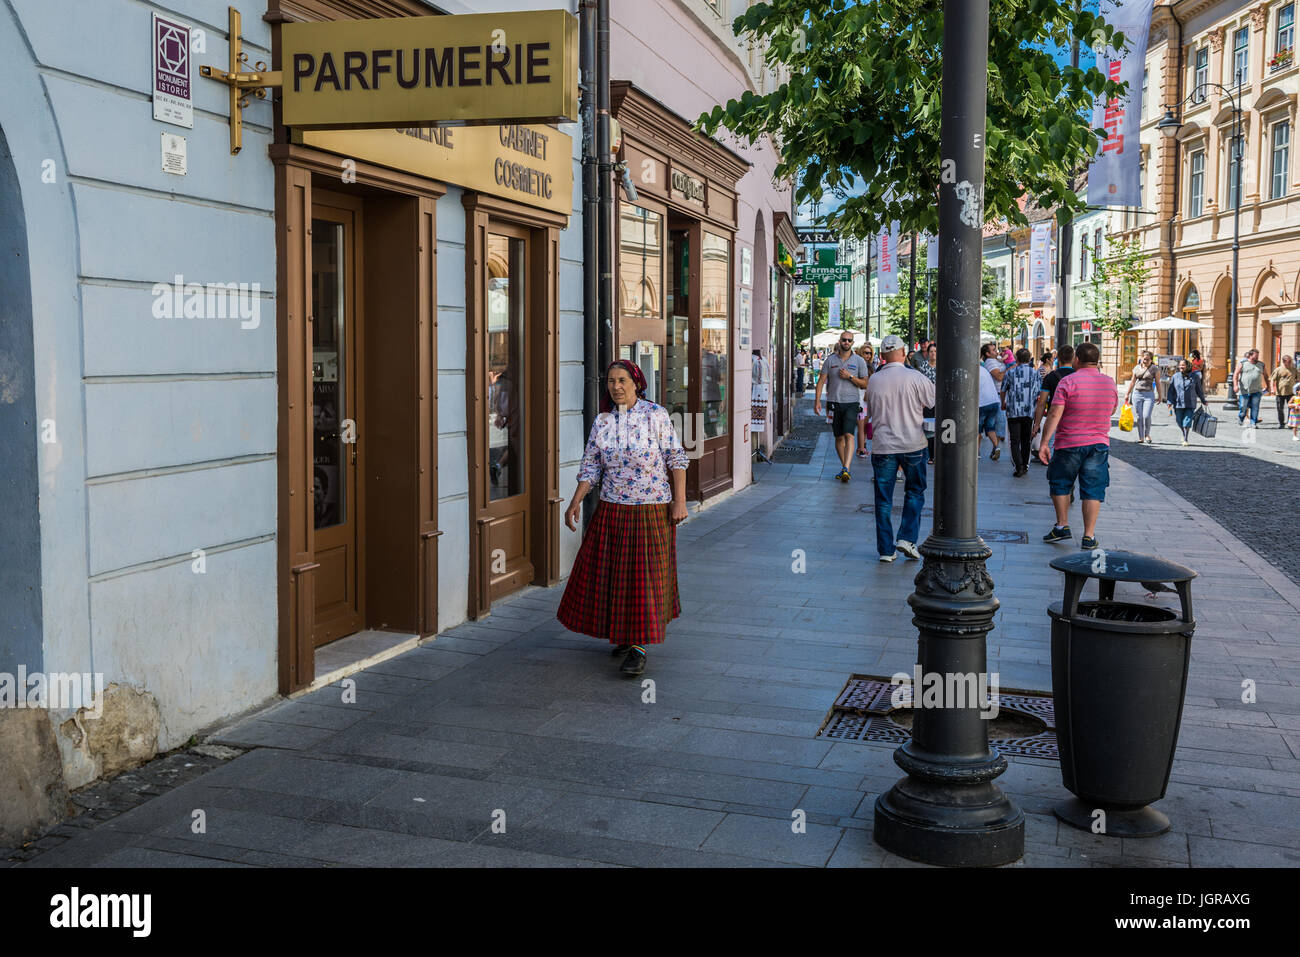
596 0 613 380
1167 5 1184 343
579 0 599 526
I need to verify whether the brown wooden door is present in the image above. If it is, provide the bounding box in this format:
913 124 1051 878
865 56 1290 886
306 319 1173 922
311 196 365 647
480 225 534 601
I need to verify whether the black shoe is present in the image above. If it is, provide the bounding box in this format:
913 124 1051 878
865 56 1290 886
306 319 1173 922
612 644 628 656
619 647 646 676
1080 535 1100 550
990 447 1001 461
1013 468 1027 477
1043 525 1072 543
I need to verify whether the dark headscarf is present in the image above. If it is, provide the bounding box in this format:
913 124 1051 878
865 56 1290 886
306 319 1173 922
600 359 649 413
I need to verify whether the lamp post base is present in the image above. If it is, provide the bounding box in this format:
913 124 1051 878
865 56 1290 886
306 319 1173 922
875 762 1025 867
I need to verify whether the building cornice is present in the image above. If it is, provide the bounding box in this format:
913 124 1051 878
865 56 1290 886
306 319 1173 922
266 0 437 23
610 81 751 187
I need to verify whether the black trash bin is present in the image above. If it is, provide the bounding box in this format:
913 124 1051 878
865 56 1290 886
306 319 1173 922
1047 550 1196 838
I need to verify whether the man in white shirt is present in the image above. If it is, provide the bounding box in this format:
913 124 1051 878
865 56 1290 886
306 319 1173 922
977 362 1002 460
865 335 937 562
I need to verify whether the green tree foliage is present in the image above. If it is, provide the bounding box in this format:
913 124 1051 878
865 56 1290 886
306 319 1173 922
793 289 831 340
981 296 1022 343
698 1 1127 239
1081 235 1151 335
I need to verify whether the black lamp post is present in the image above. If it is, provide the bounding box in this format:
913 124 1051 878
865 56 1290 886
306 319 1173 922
1157 81 1242 407
872 0 1025 867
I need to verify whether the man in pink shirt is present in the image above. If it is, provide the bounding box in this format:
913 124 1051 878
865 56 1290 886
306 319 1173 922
1036 342 1117 550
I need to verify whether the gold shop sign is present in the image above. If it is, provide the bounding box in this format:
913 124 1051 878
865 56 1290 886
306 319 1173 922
296 123 573 216
281 11 579 129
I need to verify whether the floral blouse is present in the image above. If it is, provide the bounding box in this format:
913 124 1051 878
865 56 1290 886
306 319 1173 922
577 399 689 505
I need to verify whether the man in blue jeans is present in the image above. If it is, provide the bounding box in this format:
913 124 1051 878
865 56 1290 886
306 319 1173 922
865 335 937 562
1037 342 1117 549
1233 349 1269 428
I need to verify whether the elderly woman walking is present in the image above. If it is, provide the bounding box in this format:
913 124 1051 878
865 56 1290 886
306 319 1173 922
559 360 689 676
1165 358 1207 446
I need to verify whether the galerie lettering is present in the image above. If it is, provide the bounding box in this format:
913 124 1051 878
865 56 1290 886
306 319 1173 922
292 42 553 92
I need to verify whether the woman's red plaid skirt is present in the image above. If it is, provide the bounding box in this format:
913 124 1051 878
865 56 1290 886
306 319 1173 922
557 500 680 645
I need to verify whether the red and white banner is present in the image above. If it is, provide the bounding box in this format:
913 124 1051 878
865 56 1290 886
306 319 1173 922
1087 0 1154 208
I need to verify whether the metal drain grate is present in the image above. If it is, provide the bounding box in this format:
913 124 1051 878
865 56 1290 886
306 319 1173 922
818 674 1058 760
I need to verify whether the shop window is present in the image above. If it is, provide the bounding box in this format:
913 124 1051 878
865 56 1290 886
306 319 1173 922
619 204 663 320
701 231 730 438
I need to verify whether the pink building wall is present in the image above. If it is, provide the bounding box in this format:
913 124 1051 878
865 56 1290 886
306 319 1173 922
611 0 793 491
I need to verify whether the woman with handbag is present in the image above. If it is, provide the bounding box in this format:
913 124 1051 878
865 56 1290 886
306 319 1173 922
1124 351 1164 444
560 360 689 677
1166 358 1207 446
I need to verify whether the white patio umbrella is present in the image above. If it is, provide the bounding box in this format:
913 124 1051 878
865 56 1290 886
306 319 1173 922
1268 308 1300 325
1127 315 1212 331
802 328 867 349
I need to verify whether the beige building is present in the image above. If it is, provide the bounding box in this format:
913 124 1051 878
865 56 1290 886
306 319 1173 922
1112 0 1299 389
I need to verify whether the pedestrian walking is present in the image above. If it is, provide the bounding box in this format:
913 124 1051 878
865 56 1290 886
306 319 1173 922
1038 342 1117 549
1123 350 1164 444
795 348 807 394
1038 352 1054 377
1234 349 1269 427
1166 358 1207 445
1032 343 1076 464
810 351 822 389
559 360 688 677
978 360 1002 461
814 331 871 481
1288 391 1300 441
1189 349 1206 381
865 334 935 562
855 343 875 458
1271 354 1296 428
916 341 938 463
981 343 1008 447
1002 348 1042 476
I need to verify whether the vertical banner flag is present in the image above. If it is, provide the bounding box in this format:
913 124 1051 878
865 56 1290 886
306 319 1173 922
926 233 938 270
877 221 901 296
1029 222 1051 301
1088 0 1155 207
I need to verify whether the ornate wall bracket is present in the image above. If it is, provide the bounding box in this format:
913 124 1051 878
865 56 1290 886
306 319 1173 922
199 6 282 155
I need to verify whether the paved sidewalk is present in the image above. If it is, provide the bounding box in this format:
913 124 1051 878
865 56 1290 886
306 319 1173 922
19 403 1300 868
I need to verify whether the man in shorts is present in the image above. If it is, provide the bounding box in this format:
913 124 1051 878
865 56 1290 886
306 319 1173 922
814 331 871 481
1037 341 1116 549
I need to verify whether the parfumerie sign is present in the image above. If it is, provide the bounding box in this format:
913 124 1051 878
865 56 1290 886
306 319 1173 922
282 11 579 129
297 123 572 216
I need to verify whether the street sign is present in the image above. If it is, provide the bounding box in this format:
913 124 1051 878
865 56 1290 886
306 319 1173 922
796 228 837 244
796 264 851 283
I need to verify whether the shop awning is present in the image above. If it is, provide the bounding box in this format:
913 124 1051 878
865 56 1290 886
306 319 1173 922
1268 309 1300 325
